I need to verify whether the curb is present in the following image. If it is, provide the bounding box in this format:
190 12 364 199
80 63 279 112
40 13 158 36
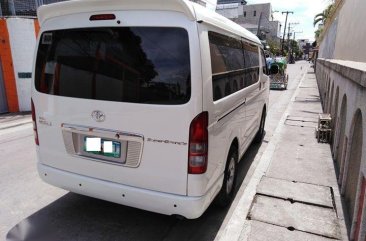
215 66 310 241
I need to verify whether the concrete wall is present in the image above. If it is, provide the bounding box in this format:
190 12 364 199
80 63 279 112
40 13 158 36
332 0 366 62
317 0 366 239
0 17 38 112
319 0 366 62
316 60 366 241
318 17 338 59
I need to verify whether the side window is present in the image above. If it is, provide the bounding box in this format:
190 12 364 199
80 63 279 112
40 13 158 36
209 32 261 101
209 32 245 101
260 49 268 75
243 42 260 86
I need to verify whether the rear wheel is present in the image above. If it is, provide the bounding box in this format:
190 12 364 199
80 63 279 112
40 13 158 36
254 109 266 143
216 146 238 207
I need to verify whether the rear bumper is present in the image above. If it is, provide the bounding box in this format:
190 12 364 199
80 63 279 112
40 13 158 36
37 163 214 219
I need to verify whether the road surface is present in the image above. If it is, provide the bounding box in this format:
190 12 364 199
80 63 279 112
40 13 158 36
1 61 311 241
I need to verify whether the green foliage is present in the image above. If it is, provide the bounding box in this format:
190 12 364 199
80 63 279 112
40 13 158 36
314 29 323 40
313 3 334 27
267 39 281 56
313 3 335 41
288 39 303 58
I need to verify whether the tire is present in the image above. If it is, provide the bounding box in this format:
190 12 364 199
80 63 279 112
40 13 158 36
253 109 266 143
216 146 238 207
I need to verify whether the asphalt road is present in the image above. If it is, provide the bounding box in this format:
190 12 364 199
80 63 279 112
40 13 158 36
1 61 311 241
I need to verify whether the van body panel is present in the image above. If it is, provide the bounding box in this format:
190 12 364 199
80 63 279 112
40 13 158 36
189 22 268 197
38 162 220 219
33 0 268 218
33 11 202 196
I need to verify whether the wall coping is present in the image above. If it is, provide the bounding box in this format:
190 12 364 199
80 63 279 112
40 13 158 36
317 58 366 88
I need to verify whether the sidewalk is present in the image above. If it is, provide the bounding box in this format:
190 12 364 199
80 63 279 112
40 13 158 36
216 68 348 241
0 112 32 130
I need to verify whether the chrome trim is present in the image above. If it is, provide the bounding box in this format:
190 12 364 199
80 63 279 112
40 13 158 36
61 124 144 168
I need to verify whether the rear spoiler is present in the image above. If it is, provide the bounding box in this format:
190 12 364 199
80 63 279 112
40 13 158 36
37 0 197 26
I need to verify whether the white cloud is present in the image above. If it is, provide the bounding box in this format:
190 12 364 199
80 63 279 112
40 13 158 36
248 0 330 41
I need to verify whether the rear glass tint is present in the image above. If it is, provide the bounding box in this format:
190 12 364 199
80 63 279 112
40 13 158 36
35 27 191 105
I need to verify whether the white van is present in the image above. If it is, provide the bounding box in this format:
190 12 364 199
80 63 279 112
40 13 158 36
32 0 269 219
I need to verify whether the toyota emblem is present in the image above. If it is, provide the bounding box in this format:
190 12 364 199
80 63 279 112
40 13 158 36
91 110 106 122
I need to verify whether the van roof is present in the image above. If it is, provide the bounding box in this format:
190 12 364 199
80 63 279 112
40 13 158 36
37 0 261 45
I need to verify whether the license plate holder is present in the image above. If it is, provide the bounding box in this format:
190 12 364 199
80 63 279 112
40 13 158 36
75 134 127 165
84 137 121 158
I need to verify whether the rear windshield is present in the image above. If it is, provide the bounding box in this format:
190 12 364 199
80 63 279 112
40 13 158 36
35 27 191 105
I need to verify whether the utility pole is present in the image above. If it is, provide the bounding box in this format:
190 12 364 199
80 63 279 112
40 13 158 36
286 22 298 60
281 11 293 55
256 12 263 39
292 31 303 60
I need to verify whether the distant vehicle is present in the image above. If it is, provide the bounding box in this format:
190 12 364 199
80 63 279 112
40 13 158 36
270 58 288 90
264 50 274 68
31 0 269 219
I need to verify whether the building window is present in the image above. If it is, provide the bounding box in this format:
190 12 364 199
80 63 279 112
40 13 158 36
254 11 256 17
244 11 246 17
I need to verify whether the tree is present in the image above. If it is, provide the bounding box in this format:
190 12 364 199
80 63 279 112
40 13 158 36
267 39 281 56
288 39 302 59
313 4 334 27
314 29 322 41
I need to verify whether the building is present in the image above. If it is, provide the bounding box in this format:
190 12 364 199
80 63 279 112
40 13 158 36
0 0 64 16
216 3 281 44
0 0 65 113
298 39 310 58
216 3 244 19
217 0 246 4
190 0 217 11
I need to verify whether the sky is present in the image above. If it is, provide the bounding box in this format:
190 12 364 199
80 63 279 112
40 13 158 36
247 0 331 41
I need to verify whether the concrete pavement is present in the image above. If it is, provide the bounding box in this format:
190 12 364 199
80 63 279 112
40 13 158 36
216 65 349 241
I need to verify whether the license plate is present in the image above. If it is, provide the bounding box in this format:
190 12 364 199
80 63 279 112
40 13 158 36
84 137 121 158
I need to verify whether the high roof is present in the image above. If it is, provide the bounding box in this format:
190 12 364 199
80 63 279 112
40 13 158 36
37 0 260 45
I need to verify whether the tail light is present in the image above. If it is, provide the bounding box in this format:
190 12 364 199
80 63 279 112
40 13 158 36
188 112 208 174
31 99 39 145
89 14 116 21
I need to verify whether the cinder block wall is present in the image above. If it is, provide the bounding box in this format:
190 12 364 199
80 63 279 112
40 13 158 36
0 17 39 112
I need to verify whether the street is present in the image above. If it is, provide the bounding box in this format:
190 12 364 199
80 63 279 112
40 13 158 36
1 61 311 241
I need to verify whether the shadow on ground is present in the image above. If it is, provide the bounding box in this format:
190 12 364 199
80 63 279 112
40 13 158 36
6 143 261 241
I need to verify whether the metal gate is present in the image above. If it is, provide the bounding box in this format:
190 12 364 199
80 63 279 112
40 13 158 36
0 61 8 113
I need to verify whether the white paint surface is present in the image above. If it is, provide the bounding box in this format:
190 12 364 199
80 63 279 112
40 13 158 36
7 18 36 112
